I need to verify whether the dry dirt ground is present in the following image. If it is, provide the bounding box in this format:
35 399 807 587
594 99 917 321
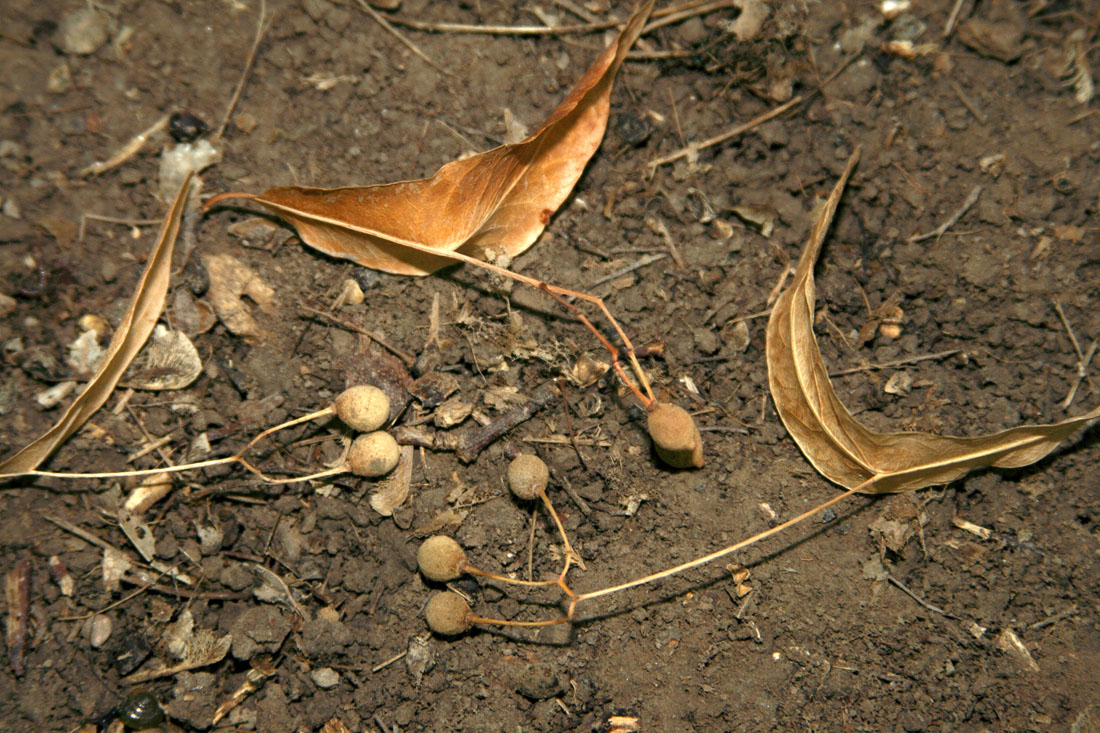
2 0 1099 731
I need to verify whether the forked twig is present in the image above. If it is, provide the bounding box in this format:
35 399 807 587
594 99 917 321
459 482 866 629
1054 301 1098 408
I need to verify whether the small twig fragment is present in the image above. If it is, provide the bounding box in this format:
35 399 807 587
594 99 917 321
647 96 802 172
355 0 451 76
887 573 960 620
909 185 982 243
216 0 269 139
5 558 31 676
952 515 992 540
80 115 169 177
455 384 558 462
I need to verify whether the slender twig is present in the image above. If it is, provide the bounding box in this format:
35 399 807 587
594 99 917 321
909 184 982 243
590 253 666 287
887 574 960 620
951 81 987 123
829 349 961 377
647 96 803 171
943 0 968 38
299 304 416 366
80 115 169 177
384 0 723 36
1054 302 1098 408
371 650 407 673
354 0 451 76
1030 605 1078 630
216 0 269 140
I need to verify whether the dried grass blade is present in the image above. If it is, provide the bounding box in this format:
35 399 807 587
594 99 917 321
0 173 193 476
766 152 1100 493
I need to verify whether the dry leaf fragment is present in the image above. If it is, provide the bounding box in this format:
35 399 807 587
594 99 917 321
765 151 1100 493
994 628 1040 672
0 173 192 477
202 253 277 341
369 445 413 516
124 325 202 390
126 608 232 683
205 1 654 276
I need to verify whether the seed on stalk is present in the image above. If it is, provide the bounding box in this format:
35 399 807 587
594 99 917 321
425 591 472 636
335 385 390 432
417 535 467 582
507 453 549 500
346 431 400 477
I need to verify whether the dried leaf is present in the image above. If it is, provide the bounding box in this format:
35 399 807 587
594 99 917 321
205 1 654 276
765 151 1100 493
124 324 202 390
125 607 232 683
369 445 413 516
0 173 192 477
202 253 277 341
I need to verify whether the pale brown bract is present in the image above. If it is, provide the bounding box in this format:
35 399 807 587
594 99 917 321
765 149 1100 494
205 0 655 277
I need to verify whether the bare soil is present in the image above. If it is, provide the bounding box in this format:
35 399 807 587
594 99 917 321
1 0 1099 731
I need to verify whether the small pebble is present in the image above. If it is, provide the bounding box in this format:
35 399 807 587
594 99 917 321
47 63 72 94
2 196 21 220
311 667 340 689
89 614 112 648
58 8 110 56
0 293 16 318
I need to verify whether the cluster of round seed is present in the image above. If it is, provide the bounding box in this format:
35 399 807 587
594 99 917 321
416 453 553 635
334 385 401 477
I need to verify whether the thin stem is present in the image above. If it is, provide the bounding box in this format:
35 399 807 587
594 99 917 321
573 486 863 605
9 456 237 481
1 406 340 484
249 464 347 484
241 407 335 453
464 564 562 588
469 613 570 628
538 489 578 566
208 193 655 408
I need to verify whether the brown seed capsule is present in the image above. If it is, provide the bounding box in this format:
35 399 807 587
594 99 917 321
417 535 467 582
646 402 704 469
347 431 401 477
425 591 472 636
506 453 549 500
335 385 390 432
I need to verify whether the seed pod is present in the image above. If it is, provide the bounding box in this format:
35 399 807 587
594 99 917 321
646 402 704 469
417 535 467 582
118 689 164 730
347 431 401 477
506 453 549 500
425 591 472 636
335 385 390 432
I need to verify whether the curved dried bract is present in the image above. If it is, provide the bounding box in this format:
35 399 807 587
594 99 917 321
0 173 193 476
766 150 1100 493
205 1 655 276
